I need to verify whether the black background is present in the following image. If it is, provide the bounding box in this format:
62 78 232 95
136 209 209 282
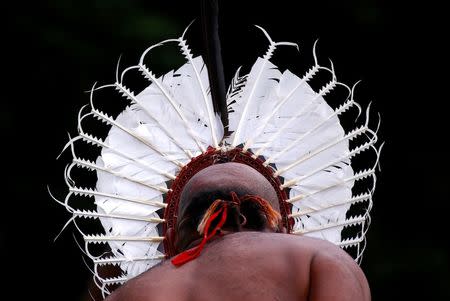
3 0 449 300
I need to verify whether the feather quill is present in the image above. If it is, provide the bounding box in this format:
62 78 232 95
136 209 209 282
229 26 298 147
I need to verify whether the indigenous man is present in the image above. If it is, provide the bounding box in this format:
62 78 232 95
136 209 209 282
106 162 371 301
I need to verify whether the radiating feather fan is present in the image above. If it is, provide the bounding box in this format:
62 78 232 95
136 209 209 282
54 25 382 298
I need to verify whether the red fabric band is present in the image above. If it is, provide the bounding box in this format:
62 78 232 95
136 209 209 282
171 202 228 267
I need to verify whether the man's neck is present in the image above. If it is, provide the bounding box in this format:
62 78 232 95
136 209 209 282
181 227 275 251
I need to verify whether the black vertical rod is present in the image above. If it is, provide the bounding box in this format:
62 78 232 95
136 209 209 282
200 0 229 134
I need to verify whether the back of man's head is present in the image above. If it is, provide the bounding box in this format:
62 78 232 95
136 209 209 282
174 162 282 252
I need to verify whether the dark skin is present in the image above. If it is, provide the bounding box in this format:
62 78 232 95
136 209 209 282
106 163 371 301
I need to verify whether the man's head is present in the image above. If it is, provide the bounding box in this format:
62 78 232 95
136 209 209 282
173 162 283 252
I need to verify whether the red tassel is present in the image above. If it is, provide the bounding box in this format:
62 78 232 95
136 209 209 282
171 202 228 267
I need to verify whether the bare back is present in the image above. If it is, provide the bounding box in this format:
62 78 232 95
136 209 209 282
107 232 370 301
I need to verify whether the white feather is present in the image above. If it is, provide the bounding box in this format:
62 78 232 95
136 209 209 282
136 56 222 154
227 58 281 146
178 40 224 148
229 26 298 147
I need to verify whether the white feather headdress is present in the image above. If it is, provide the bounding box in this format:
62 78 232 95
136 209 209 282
54 25 382 297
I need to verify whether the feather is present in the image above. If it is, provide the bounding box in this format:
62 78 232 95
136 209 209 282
241 40 322 152
178 25 224 148
226 67 248 107
72 209 165 223
137 40 211 153
201 0 228 128
251 66 340 162
228 26 298 147
289 193 371 218
69 187 167 208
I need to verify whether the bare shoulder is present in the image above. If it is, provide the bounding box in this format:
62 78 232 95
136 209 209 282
307 238 371 301
104 261 178 301
207 233 370 301
104 233 370 301
103 272 150 301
